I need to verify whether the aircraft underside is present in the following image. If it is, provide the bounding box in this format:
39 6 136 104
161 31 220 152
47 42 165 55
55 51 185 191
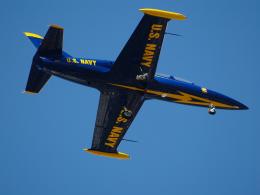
24 8 248 159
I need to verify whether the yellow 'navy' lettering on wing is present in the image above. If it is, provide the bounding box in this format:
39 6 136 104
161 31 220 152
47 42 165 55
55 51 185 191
105 109 129 148
141 44 156 67
140 24 163 68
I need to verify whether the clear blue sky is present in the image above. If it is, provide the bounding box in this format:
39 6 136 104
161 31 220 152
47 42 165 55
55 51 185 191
0 0 259 194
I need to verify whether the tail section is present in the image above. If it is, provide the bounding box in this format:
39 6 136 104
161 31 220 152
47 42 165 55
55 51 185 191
25 58 51 94
37 25 64 58
24 25 67 94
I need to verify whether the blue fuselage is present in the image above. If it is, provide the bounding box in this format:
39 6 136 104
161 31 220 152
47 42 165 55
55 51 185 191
38 56 247 110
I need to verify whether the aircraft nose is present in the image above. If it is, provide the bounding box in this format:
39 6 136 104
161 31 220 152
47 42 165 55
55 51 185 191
233 100 248 110
206 89 248 110
229 98 248 110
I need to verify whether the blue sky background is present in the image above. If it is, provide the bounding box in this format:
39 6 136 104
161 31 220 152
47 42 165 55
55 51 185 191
0 0 259 194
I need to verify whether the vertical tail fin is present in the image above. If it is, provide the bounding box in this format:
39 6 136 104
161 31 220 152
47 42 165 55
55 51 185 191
24 25 66 94
37 25 64 58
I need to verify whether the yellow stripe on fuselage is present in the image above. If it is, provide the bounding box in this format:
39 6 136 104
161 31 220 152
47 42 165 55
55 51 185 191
110 84 144 92
110 83 238 109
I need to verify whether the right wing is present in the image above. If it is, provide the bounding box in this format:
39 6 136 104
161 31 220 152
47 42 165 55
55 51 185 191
85 89 144 159
110 8 186 82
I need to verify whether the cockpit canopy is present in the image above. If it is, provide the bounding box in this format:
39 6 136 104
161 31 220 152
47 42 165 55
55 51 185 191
156 73 194 84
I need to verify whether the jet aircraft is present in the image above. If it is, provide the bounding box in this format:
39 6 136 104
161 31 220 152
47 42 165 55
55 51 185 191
24 8 248 159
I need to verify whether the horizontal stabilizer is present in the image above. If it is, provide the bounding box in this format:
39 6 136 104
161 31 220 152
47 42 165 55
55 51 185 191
24 32 43 48
25 60 51 94
84 149 130 160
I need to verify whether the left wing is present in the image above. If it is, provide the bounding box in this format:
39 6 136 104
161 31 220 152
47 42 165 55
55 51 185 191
110 8 186 82
84 89 144 159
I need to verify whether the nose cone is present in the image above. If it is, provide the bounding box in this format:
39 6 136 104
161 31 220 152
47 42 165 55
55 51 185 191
230 98 249 110
207 89 249 110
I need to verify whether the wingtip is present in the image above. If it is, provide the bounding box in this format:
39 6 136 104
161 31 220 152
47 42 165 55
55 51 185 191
139 8 187 20
23 90 38 95
84 149 130 160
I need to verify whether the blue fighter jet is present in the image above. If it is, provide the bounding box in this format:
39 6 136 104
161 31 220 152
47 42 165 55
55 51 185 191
24 8 248 159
